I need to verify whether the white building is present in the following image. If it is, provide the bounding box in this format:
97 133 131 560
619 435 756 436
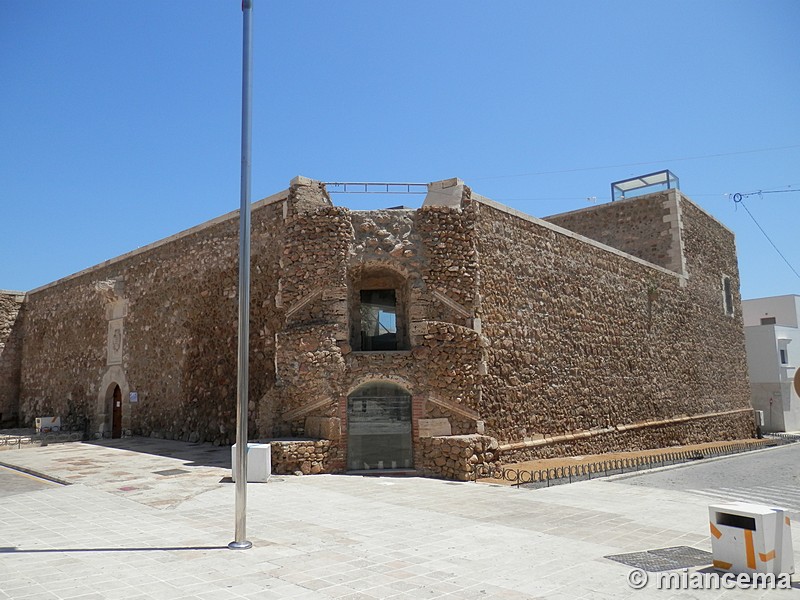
742 295 800 432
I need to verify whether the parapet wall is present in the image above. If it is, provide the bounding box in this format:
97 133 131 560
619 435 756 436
544 190 684 274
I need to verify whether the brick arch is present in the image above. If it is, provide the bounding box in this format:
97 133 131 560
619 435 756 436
345 375 415 398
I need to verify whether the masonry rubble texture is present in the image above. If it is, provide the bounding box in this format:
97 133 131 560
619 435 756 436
270 438 339 476
0 176 755 480
0 290 24 426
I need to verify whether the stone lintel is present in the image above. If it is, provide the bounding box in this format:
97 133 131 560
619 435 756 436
418 418 452 438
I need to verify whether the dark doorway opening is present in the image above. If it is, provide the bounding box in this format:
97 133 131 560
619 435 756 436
111 385 122 439
347 382 412 471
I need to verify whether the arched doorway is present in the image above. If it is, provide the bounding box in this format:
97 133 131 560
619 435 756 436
96 367 130 439
347 382 412 471
111 385 122 439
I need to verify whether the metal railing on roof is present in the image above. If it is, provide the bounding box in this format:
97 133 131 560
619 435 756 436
323 182 428 195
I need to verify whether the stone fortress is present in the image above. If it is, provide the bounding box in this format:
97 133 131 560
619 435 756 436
0 176 755 479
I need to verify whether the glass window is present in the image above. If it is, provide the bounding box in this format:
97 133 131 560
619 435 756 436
349 266 408 351
780 348 788 365
360 289 397 351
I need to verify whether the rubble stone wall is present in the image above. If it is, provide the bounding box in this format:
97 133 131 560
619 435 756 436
679 198 750 407
544 192 679 271
20 276 109 433
474 191 754 453
417 434 498 481
0 291 25 425
415 203 479 318
265 200 486 471
270 439 339 475
7 177 753 480
17 191 296 443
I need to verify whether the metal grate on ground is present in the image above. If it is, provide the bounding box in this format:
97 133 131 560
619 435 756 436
605 546 713 572
153 468 191 476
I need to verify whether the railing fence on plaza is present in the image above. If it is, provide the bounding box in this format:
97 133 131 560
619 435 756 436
0 432 84 449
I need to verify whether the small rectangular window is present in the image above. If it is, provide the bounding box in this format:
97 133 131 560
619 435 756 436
760 317 776 325
722 276 734 316
780 348 788 365
360 289 398 351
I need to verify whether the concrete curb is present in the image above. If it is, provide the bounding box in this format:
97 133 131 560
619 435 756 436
0 460 72 486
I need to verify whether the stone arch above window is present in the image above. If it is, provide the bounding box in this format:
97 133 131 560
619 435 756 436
349 265 410 351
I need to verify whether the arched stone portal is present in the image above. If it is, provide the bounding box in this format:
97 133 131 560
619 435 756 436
347 381 412 471
96 366 130 438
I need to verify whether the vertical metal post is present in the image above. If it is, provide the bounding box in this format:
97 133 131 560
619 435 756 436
229 0 253 551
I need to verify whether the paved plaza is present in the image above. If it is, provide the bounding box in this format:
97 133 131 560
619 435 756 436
1 438 798 599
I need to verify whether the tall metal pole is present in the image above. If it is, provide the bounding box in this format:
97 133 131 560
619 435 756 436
229 0 253 551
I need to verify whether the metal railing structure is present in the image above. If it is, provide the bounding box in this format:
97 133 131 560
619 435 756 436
473 440 778 489
323 182 428 195
0 431 85 450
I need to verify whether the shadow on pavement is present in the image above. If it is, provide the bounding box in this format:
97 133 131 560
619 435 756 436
82 436 231 469
0 545 228 553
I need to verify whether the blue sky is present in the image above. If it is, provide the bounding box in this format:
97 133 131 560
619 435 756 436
2 1 798 299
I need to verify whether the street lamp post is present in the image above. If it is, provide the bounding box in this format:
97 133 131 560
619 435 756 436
229 0 254 551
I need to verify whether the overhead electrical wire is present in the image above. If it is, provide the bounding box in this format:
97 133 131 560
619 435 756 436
470 143 800 181
493 184 800 204
730 189 798 200
732 192 800 281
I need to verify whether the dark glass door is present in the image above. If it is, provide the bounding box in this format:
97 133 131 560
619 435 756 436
347 383 412 470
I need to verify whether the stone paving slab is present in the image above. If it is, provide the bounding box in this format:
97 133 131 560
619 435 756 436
0 465 59 496
0 438 798 599
0 438 230 508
